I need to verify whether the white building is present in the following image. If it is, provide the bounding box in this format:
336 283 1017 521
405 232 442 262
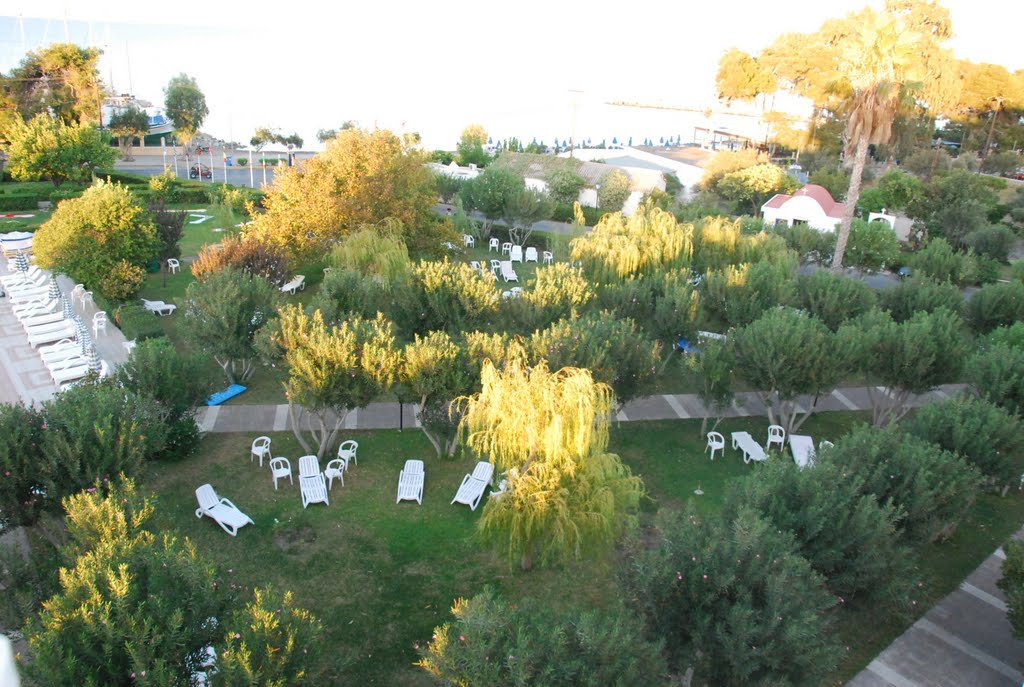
761 184 844 232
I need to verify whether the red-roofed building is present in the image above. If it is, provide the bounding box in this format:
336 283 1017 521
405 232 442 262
761 184 845 232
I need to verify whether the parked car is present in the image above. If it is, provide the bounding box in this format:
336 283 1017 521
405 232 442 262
189 164 213 180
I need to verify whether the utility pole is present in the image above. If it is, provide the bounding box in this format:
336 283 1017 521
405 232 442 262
568 89 583 159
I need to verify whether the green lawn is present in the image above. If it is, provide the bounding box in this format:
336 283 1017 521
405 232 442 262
143 413 1024 684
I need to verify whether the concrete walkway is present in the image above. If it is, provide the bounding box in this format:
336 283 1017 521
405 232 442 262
848 528 1024 687
193 384 967 434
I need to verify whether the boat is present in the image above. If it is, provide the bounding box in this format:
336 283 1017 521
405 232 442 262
101 94 175 146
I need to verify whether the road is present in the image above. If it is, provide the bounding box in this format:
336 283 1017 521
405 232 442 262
116 161 285 189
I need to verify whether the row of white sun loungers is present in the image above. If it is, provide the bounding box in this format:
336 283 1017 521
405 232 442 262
5 268 96 386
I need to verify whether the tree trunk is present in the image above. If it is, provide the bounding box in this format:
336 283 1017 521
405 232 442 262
832 136 870 273
982 104 1002 160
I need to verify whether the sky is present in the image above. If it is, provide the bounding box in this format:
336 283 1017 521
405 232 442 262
1 0 1021 151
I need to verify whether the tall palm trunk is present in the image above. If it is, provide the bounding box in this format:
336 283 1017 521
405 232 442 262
831 136 870 273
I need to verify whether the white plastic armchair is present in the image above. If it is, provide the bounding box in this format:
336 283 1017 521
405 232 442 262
195 484 254 536
337 440 358 468
250 436 271 467
397 459 425 505
525 247 538 263
324 459 345 490
270 457 292 490
488 237 500 252
767 424 786 451
167 258 181 274
706 431 725 460
542 250 554 265
93 311 107 336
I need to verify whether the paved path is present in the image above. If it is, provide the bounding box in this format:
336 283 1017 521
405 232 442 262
848 528 1024 687
193 384 967 434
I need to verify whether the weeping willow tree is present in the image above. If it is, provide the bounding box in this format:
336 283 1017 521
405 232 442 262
456 345 644 570
570 201 693 283
401 331 471 457
329 218 412 289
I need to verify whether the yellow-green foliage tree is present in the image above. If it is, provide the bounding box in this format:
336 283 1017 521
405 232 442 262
715 162 799 216
245 128 437 262
571 201 694 283
329 219 412 288
267 307 400 458
457 346 643 570
33 180 158 299
6 114 117 186
5 43 104 127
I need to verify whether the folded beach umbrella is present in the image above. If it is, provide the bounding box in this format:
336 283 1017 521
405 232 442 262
88 343 102 373
62 297 74 322
47 275 60 301
14 251 28 273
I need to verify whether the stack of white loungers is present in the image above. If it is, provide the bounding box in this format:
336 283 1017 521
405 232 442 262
3 263 95 389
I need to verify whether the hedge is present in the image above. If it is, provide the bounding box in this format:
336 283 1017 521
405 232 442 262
114 304 167 341
550 202 605 227
0 194 48 211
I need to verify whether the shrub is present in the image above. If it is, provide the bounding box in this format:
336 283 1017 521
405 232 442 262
878 277 963 322
191 233 290 286
551 202 604 226
824 424 981 541
0 193 48 211
217 586 324 685
547 168 587 205
722 460 918 607
32 180 160 298
0 403 50 528
967 343 1024 416
965 281 1024 334
702 260 796 327
910 238 972 284
964 224 1015 263
845 218 901 272
418 589 665 687
27 480 229 687
795 270 877 330
902 395 1023 486
48 187 83 203
41 380 169 497
147 166 179 204
597 169 632 211
115 338 215 460
114 304 166 341
623 507 838 684
999 541 1024 639
98 259 147 302
775 222 835 264
235 157 248 166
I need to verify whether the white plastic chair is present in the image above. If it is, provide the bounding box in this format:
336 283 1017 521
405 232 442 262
194 484 254 536
488 237 500 252
250 436 271 467
706 431 725 460
397 459 425 505
270 457 292 489
501 242 512 255
525 247 538 263
81 291 93 309
490 259 501 275
167 258 181 274
93 311 107 337
337 440 358 467
463 234 475 247
542 250 554 265
324 459 345 490
819 440 835 452
767 424 786 451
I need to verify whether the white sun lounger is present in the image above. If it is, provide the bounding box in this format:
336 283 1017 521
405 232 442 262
195 484 254 536
12 297 57 316
280 275 305 295
500 261 518 283
50 359 91 386
731 431 768 464
451 461 494 511
20 312 64 330
39 339 82 363
397 459 425 505
141 298 177 316
27 322 76 348
8 286 50 303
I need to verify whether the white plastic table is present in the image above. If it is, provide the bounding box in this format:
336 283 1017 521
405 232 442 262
789 434 816 469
